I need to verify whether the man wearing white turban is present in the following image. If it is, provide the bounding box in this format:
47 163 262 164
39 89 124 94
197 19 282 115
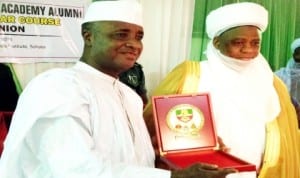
276 38 300 127
144 2 300 178
0 1 236 178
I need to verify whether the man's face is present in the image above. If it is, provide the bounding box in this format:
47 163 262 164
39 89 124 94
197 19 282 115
213 26 261 61
293 47 300 63
83 21 144 77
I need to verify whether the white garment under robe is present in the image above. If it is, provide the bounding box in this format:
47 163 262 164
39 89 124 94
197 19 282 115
0 62 170 178
198 42 280 178
276 59 300 105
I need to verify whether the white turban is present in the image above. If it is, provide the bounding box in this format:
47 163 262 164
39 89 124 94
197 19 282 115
291 38 300 53
82 0 143 27
206 2 268 39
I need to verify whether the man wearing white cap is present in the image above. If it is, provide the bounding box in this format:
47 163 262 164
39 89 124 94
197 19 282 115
0 0 235 178
144 2 300 178
276 38 300 127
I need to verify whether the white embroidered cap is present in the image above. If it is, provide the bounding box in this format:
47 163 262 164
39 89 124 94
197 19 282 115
291 38 300 53
206 2 268 39
82 0 143 27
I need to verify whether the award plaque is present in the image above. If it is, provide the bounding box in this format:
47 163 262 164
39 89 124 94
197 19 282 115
152 93 256 172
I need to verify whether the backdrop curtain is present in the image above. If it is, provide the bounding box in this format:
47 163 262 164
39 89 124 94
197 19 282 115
140 0 195 93
9 62 75 92
190 0 300 71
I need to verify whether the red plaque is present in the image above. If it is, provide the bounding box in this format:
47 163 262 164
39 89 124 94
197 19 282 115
152 93 256 172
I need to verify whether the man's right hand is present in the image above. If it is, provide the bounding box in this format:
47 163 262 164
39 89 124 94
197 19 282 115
171 163 237 178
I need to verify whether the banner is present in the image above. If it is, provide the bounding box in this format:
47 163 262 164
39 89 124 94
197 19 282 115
0 0 90 63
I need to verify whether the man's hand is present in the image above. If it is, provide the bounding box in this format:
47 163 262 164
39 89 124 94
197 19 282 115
171 163 237 178
217 136 230 152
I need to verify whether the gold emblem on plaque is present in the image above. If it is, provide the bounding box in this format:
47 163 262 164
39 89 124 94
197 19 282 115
166 104 204 136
